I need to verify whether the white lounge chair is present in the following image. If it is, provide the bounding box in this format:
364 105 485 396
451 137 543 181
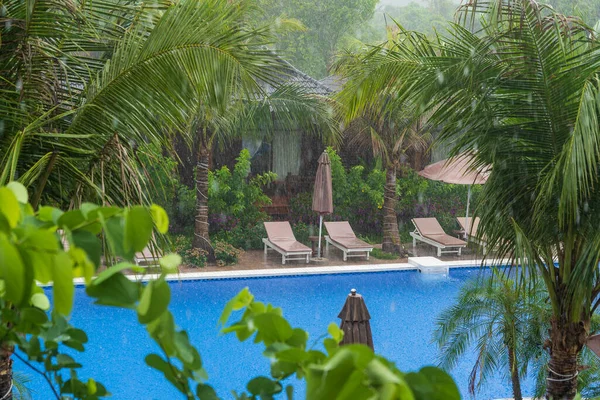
324 221 373 261
410 218 467 257
263 222 311 265
456 217 487 250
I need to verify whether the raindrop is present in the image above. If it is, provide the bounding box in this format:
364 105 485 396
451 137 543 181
389 301 396 313
15 78 22 92
417 191 424 204
0 120 4 135
5 19 11 30
436 70 444 84
112 117 120 128
463 66 470 76
584 202 589 213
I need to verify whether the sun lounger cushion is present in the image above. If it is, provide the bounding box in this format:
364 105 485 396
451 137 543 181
264 222 311 252
324 222 371 249
413 218 466 246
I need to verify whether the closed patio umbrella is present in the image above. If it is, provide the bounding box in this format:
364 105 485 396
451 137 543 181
418 153 489 238
312 150 333 259
338 289 374 351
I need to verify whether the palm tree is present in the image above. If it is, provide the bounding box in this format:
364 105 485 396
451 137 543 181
0 0 337 391
339 1 600 398
334 32 430 255
434 272 547 400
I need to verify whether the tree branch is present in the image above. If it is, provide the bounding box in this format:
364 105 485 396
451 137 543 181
12 351 60 400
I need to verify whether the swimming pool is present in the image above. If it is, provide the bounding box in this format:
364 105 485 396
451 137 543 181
17 268 533 399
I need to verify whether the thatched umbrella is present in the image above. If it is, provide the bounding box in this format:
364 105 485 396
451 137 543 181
338 289 373 350
587 334 600 358
312 150 333 259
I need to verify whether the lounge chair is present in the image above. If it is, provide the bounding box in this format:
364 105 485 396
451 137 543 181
456 217 487 249
410 218 467 257
134 246 161 266
263 222 311 265
324 221 373 261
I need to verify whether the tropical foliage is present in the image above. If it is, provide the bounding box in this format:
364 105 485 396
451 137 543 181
0 182 460 399
341 0 600 397
434 273 547 400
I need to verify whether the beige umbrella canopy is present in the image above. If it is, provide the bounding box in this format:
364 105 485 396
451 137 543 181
418 153 490 237
418 153 489 185
587 334 600 358
338 289 374 351
312 151 333 258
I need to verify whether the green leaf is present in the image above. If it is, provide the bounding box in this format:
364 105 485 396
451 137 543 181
219 288 254 327
137 279 171 324
328 323 344 343
125 206 153 253
7 182 28 203
150 204 169 234
21 307 48 325
91 262 135 285
160 253 181 273
38 206 64 223
102 215 130 259
72 230 101 268
57 210 85 230
253 313 294 344
0 187 20 228
0 235 25 304
86 273 140 308
80 203 98 218
196 384 219 400
404 367 460 400
31 293 50 310
51 252 74 315
247 376 282 396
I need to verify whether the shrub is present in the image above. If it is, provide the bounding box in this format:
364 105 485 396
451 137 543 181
371 248 399 260
208 149 275 234
214 240 243 266
171 235 207 267
212 223 266 251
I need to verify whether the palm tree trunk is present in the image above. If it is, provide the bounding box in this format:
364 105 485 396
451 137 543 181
507 345 522 400
192 139 215 261
0 348 12 400
382 165 402 254
546 318 587 400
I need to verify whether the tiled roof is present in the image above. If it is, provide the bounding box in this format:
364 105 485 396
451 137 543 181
263 54 333 96
318 75 346 93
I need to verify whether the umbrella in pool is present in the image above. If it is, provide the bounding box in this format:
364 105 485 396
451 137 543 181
418 153 490 238
338 289 374 351
312 150 333 259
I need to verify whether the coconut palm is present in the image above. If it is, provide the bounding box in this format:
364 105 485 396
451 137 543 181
434 272 548 400
334 31 430 255
339 1 600 398
0 0 337 392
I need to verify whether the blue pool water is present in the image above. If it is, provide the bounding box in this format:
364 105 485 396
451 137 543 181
17 269 533 399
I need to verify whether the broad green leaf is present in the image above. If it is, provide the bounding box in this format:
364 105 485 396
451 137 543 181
247 376 282 396
196 384 219 400
38 206 63 223
150 204 169 234
21 307 48 325
31 293 50 310
86 273 140 308
253 313 294 344
0 236 25 304
87 379 97 395
219 288 254 326
286 328 308 348
328 322 344 343
58 210 85 230
72 230 101 269
80 203 98 218
160 253 181 273
137 279 171 324
125 206 153 253
91 262 135 285
0 187 20 228
7 182 28 203
51 252 74 315
404 367 460 400
26 250 53 283
145 354 182 392
102 216 130 259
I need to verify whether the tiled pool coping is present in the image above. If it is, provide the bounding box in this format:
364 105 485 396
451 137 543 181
58 256 511 286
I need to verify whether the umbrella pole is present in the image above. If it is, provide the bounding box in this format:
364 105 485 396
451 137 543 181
318 215 323 258
465 185 471 240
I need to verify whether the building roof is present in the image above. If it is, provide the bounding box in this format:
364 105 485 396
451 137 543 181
318 75 347 93
262 54 333 96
